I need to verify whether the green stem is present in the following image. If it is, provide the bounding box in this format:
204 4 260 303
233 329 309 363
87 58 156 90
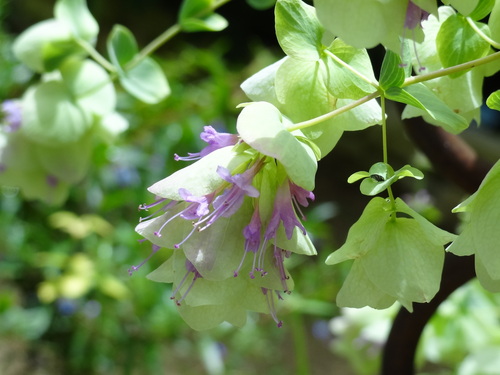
381 96 388 165
402 50 500 87
380 94 396 211
125 24 182 71
324 49 379 89
76 39 117 73
466 17 500 50
125 0 231 71
288 91 380 131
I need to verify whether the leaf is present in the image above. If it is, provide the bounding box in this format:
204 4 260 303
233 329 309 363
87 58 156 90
353 163 424 196
402 83 469 134
147 146 252 200
60 58 115 116
54 0 99 41
107 25 170 103
314 0 407 50
236 101 317 191
246 0 276 10
379 49 405 89
180 13 228 32
385 87 426 109
119 58 171 104
179 0 228 32
275 0 323 61
469 0 496 21
489 0 500 42
20 80 92 145
436 14 490 78
442 0 479 16
486 90 500 111
107 25 138 67
12 19 83 72
326 38 377 99
347 171 370 184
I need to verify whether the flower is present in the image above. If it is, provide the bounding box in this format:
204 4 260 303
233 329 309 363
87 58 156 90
447 159 500 292
326 197 456 311
134 102 318 329
174 125 239 161
1 100 22 132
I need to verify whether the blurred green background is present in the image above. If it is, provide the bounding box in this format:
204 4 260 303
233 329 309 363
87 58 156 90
2 1 500 374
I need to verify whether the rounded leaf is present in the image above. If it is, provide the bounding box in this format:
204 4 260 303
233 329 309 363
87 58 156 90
21 80 92 145
236 102 317 191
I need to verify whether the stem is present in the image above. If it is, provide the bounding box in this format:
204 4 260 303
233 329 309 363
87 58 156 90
125 0 232 71
125 24 182 71
76 39 116 73
381 96 388 165
288 91 380 131
402 50 500 87
380 94 396 211
466 17 500 50
324 49 379 89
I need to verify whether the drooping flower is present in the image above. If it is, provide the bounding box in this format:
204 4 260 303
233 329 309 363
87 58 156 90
447 159 500 292
134 102 318 329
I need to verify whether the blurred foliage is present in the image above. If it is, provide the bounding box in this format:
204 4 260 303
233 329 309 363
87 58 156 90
2 1 500 375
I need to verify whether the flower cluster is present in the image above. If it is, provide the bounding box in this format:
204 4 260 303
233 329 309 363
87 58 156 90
133 102 318 330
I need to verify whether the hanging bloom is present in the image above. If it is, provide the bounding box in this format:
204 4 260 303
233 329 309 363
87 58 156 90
447 160 500 292
134 102 318 329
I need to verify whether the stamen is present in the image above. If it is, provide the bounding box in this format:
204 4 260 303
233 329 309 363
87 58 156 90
171 261 202 305
128 244 161 275
262 288 283 328
273 246 291 293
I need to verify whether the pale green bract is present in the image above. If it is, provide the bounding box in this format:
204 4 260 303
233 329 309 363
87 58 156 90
236 101 317 191
313 0 436 51
447 159 500 292
326 197 456 311
403 6 500 130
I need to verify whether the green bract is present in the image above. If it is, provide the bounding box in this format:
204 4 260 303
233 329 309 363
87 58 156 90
326 197 456 311
403 6 500 131
148 146 253 200
447 159 500 292
12 0 97 73
147 249 286 330
55 0 99 42
313 0 436 51
13 19 84 73
236 101 317 191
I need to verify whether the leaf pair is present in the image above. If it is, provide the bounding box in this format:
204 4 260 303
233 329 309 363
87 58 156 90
348 162 424 196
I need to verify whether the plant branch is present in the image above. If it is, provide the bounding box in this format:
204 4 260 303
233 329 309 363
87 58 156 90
289 91 380 131
466 17 500 50
324 49 379 89
402 50 500 87
76 39 116 73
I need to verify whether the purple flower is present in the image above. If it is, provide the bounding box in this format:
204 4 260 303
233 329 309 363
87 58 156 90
404 1 430 30
174 126 239 161
1 100 22 132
